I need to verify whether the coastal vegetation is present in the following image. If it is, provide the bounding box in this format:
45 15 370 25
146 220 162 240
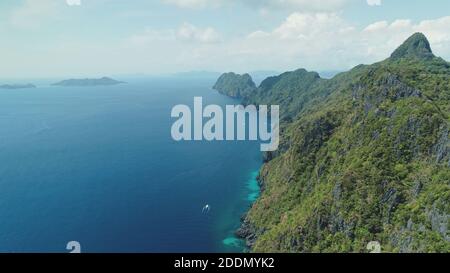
215 33 450 253
213 72 257 99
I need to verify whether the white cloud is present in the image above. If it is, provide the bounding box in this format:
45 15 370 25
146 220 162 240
66 0 82 6
367 0 381 6
361 16 450 59
272 12 347 39
247 30 271 39
244 0 350 11
6 1 450 78
390 19 412 29
162 0 222 9
162 0 350 11
177 23 221 43
364 21 388 32
122 13 450 75
239 12 360 70
230 13 450 71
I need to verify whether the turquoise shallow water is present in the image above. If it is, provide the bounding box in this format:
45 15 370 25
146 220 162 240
221 170 260 251
247 171 261 202
0 77 261 253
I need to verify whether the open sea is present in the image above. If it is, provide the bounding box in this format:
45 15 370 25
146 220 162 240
0 77 262 253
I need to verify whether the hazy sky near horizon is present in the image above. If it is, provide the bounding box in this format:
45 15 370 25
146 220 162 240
1 0 450 78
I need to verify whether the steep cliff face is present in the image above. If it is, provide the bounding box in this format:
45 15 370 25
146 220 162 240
213 72 257 98
231 33 449 252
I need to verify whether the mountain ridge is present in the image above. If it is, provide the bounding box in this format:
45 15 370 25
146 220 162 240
214 32 450 252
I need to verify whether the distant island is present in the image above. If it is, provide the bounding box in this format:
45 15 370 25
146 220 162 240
52 77 125 87
0 84 36 90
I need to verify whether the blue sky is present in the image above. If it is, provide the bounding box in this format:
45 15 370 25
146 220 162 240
1 0 450 78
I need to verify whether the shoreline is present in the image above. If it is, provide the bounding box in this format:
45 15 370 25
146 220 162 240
210 92 263 253
221 170 261 252
235 170 264 251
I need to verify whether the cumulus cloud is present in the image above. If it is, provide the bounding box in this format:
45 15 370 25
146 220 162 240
125 12 450 74
247 0 350 11
361 16 450 58
241 12 359 70
254 13 450 68
364 21 388 32
162 0 350 11
271 12 349 39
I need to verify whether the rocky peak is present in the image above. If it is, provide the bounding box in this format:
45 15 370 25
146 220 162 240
390 32 434 60
213 72 257 98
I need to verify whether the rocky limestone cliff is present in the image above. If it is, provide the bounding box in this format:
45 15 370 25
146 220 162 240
223 33 450 253
213 72 257 98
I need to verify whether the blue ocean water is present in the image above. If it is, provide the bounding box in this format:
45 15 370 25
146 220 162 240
0 77 261 253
